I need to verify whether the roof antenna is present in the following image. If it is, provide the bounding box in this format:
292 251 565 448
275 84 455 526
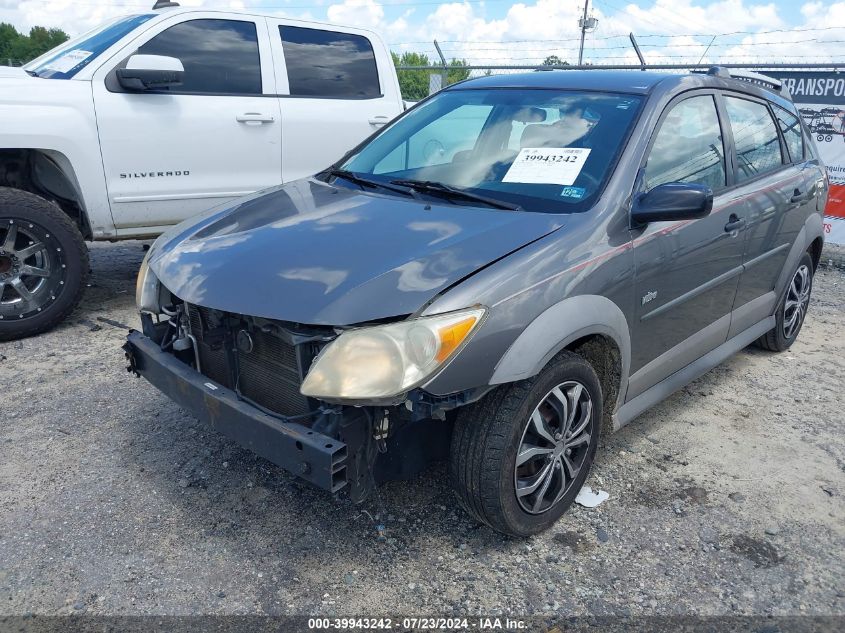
629 33 646 71
152 1 180 9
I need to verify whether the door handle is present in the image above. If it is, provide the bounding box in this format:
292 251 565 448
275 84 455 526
236 113 275 125
368 115 390 126
724 214 746 233
790 188 805 203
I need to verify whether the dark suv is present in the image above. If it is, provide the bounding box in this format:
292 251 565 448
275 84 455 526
125 67 827 537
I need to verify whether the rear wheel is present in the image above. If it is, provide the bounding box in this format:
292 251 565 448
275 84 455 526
755 252 814 352
0 188 88 341
449 351 602 537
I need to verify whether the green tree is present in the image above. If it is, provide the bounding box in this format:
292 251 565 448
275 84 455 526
0 23 69 65
391 51 471 100
542 54 568 67
447 58 470 84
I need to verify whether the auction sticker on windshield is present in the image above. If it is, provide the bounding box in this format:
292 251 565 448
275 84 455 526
503 147 591 186
44 50 93 73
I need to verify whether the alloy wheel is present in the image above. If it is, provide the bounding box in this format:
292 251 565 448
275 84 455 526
0 219 63 320
782 264 811 340
514 380 594 514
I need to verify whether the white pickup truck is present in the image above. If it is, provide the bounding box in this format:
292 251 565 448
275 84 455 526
0 2 406 340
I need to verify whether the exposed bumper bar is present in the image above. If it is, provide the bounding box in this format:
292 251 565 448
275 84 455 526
124 330 348 493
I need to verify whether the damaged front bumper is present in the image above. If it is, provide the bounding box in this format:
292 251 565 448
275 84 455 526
124 330 348 493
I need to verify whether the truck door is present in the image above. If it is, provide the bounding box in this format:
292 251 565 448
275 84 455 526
91 14 281 232
265 21 404 182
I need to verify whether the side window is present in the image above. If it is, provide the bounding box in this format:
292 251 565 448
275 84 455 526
644 95 726 192
280 26 380 98
774 107 804 163
724 96 784 182
137 19 261 95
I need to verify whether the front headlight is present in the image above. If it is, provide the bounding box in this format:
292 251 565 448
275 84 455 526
300 307 486 400
135 254 162 314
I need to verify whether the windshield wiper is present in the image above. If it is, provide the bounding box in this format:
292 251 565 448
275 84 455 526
24 69 40 77
389 179 522 211
325 168 415 197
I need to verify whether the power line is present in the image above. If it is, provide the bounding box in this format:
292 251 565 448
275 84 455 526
433 38 845 53
389 25 845 46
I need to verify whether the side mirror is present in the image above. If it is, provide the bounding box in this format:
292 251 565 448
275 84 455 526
117 54 184 91
631 182 713 225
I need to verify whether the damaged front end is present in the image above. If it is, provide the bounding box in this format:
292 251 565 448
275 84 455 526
124 301 473 501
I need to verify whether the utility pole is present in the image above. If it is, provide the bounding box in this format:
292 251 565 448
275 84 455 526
578 1 598 65
578 1 589 65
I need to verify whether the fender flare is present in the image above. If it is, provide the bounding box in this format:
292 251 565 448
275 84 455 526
489 295 631 413
775 214 823 300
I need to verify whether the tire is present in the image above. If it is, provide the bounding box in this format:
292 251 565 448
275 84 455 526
449 351 602 537
0 188 88 341
755 251 814 352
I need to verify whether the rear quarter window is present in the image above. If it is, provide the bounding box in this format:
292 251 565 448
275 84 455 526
773 106 804 163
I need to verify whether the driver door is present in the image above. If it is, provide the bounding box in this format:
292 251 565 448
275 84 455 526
627 92 747 398
91 14 281 232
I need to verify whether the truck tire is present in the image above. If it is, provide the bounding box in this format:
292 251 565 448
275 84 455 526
755 251 814 353
449 351 602 537
0 188 88 341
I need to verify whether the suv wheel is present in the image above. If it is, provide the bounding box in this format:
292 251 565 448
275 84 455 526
0 188 88 341
450 351 602 537
755 251 814 352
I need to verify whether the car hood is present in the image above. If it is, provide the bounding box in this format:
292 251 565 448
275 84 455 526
149 179 563 325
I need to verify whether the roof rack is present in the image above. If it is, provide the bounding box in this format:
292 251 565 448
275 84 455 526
696 66 790 98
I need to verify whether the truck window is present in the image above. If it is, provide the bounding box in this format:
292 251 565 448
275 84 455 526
137 19 262 95
644 95 727 192
280 26 380 99
724 96 784 182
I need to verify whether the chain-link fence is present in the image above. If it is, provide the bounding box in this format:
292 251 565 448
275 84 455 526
394 62 844 100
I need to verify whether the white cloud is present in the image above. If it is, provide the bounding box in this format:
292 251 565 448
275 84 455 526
2 0 844 67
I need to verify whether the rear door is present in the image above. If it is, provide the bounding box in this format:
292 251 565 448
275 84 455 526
721 94 812 336
265 21 404 182
92 13 281 231
628 92 747 399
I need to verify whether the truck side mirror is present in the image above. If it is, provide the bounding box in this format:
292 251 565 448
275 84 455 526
631 182 713 225
117 54 184 92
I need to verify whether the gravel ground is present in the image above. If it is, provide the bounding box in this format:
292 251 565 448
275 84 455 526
0 241 843 618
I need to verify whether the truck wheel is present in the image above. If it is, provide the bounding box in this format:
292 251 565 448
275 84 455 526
449 351 602 537
755 252 814 352
0 188 88 341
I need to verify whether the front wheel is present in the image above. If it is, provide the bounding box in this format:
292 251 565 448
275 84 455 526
755 251 814 352
0 188 88 341
450 351 602 537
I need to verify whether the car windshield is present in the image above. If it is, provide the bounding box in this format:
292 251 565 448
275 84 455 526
25 14 155 79
341 88 643 213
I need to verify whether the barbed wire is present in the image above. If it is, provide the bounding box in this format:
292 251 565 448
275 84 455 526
390 25 845 46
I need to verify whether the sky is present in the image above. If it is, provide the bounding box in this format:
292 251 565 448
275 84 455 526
2 0 844 67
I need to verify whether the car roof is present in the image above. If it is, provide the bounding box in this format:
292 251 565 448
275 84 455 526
448 69 795 108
